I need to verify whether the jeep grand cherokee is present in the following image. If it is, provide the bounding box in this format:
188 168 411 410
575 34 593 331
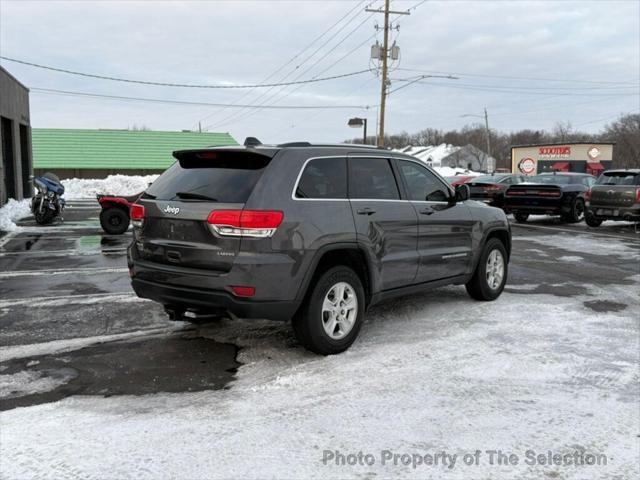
128 141 511 355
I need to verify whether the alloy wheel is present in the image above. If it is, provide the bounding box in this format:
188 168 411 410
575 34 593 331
322 282 358 340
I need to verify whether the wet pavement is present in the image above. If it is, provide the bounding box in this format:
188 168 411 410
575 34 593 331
0 199 240 406
0 200 639 410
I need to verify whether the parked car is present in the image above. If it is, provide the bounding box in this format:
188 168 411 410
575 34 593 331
128 141 511 355
444 175 475 187
504 172 596 223
466 173 526 208
97 192 142 234
584 169 640 227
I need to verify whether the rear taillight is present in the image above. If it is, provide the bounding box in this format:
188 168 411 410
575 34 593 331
585 188 592 202
636 188 640 203
538 191 561 197
484 185 501 192
207 210 283 238
130 204 145 228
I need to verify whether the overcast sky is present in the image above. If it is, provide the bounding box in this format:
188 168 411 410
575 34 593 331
1 0 638 144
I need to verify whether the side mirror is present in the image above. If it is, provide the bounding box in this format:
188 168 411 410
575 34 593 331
455 184 470 202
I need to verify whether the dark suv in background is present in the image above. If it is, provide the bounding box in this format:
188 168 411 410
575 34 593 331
128 141 511 354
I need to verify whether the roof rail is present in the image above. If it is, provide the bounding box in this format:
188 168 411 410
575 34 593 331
276 142 312 147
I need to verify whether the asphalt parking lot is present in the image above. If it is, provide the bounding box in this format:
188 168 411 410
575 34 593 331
1 200 638 479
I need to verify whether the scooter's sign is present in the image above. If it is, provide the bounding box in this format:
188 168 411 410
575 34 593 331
518 157 537 175
538 146 571 159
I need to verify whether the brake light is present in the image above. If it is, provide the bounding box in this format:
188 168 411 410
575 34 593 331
506 189 525 196
130 203 145 228
230 286 255 297
585 188 592 202
636 188 640 203
484 185 501 192
538 191 561 197
207 210 283 238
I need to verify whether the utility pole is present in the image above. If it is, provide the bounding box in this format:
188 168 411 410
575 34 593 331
366 0 409 147
483 107 491 158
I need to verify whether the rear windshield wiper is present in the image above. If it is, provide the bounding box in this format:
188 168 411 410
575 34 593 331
174 192 218 202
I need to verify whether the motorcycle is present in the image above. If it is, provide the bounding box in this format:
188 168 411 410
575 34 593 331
30 172 66 225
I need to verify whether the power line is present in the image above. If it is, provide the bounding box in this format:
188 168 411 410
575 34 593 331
193 0 368 128
204 3 378 130
396 66 640 86
0 55 370 89
29 87 371 109
399 80 640 96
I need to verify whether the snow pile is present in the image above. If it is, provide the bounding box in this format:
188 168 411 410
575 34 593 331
62 174 159 199
398 144 461 166
434 166 482 178
0 198 30 232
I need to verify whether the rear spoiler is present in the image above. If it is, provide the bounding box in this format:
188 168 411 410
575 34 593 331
172 149 275 169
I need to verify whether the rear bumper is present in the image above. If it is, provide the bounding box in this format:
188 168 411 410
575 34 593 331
504 198 566 215
131 277 299 321
128 244 302 321
586 204 640 221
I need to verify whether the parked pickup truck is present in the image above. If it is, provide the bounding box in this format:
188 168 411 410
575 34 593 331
585 169 640 227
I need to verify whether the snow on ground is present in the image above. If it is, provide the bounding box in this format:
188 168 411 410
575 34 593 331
517 233 640 261
0 370 76 399
0 198 31 232
1 282 638 478
62 174 158 199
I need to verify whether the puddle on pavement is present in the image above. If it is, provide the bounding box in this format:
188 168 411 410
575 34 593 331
0 335 239 411
583 300 628 313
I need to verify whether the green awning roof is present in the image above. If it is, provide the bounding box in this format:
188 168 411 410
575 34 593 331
32 128 238 169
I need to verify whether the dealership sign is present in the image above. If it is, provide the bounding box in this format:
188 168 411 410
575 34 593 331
518 157 537 175
538 146 571 159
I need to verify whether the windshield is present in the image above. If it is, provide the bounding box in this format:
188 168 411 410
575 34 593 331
527 175 572 185
146 152 270 203
596 172 640 186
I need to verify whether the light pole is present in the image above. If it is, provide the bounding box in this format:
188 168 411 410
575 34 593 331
348 117 368 144
461 108 492 170
461 108 491 157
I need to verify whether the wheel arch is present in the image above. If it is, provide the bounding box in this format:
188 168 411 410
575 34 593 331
482 227 511 260
295 243 374 308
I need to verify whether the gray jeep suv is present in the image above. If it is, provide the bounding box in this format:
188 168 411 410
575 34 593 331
128 141 511 354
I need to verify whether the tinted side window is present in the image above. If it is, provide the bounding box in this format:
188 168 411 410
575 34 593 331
296 157 347 199
349 157 400 200
397 160 451 202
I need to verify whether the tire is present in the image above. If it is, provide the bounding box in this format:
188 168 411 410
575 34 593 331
100 207 130 235
514 212 529 223
34 208 55 225
292 266 365 355
585 213 603 228
562 197 585 223
465 238 508 301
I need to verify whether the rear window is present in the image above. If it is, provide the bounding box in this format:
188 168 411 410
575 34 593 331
145 151 270 203
528 175 573 185
596 172 640 186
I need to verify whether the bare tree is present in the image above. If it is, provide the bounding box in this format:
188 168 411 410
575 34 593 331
602 114 640 168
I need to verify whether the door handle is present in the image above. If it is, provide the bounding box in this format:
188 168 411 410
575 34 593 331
357 208 376 215
419 207 435 215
